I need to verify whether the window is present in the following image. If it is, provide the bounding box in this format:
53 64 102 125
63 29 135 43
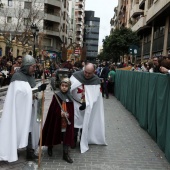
43 38 52 46
24 2 32 9
7 17 12 23
24 18 30 25
8 0 12 7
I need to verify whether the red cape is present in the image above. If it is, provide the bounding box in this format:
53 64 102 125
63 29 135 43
41 95 74 147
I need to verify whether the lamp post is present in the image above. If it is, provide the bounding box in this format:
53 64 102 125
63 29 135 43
31 23 39 58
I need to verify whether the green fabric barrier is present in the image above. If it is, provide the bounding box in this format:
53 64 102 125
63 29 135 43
147 73 158 141
115 71 121 100
165 84 170 162
127 71 137 117
120 71 129 107
126 71 135 112
135 72 149 130
115 70 170 163
156 74 169 152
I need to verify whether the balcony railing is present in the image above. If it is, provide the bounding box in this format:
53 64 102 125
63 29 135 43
75 7 83 12
43 27 60 36
45 0 61 8
130 4 143 18
76 27 82 32
131 16 146 31
45 14 60 23
45 11 60 17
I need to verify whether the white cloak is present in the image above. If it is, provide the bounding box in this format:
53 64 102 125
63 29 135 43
0 81 40 162
70 76 107 153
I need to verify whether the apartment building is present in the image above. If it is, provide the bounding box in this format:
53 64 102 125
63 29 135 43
75 0 85 47
113 0 170 61
111 0 130 30
68 0 76 44
131 0 170 60
0 0 69 57
84 11 100 61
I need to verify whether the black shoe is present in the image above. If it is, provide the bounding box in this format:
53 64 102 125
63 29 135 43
48 147 53 157
26 152 38 160
63 152 73 163
106 96 109 99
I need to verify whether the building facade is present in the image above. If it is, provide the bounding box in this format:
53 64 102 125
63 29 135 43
84 11 100 61
112 0 170 61
75 0 85 47
131 0 170 60
0 0 70 58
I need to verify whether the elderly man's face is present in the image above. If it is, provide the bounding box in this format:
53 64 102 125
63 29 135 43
84 66 94 79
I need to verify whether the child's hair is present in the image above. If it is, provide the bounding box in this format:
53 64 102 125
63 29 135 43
60 77 71 87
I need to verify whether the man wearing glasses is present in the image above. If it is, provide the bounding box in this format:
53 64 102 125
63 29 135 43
0 55 47 162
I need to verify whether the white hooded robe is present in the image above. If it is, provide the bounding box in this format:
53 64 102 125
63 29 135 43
0 81 40 162
70 75 107 153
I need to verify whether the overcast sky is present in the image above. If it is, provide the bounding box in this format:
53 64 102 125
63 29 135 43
85 0 118 46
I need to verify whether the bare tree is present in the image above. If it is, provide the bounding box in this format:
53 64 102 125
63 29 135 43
0 0 45 51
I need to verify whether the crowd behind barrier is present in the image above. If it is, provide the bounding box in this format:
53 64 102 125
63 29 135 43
115 70 170 163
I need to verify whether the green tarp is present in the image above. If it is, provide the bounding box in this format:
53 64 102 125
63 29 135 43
115 70 170 163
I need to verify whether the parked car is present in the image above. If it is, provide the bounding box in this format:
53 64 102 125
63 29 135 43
50 68 73 90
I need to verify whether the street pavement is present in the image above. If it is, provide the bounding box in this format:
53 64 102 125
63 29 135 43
0 85 170 170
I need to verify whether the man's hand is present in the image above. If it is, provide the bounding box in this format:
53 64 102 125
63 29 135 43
61 111 69 118
160 66 169 74
38 83 47 92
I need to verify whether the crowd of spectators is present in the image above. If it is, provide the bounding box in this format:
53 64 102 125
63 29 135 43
129 56 170 73
0 55 44 87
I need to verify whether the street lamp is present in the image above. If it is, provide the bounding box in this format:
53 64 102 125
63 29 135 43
31 23 39 58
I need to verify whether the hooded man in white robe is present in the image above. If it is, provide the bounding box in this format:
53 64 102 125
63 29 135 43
70 63 107 153
0 55 46 162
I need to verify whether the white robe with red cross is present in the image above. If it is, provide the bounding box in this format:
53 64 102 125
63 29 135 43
70 75 107 153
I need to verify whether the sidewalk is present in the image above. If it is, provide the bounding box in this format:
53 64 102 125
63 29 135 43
0 86 170 170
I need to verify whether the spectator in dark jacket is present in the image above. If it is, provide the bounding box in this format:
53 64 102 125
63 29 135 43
100 61 110 99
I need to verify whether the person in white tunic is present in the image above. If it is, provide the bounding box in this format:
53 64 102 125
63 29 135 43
0 55 46 162
70 63 107 153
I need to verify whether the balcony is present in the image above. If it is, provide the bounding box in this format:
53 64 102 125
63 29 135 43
130 4 143 18
43 27 60 37
77 1 84 7
76 27 82 32
76 21 83 25
146 0 170 24
131 16 146 32
77 15 83 19
45 14 60 23
76 34 82 39
45 0 61 8
139 0 145 10
75 7 83 12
